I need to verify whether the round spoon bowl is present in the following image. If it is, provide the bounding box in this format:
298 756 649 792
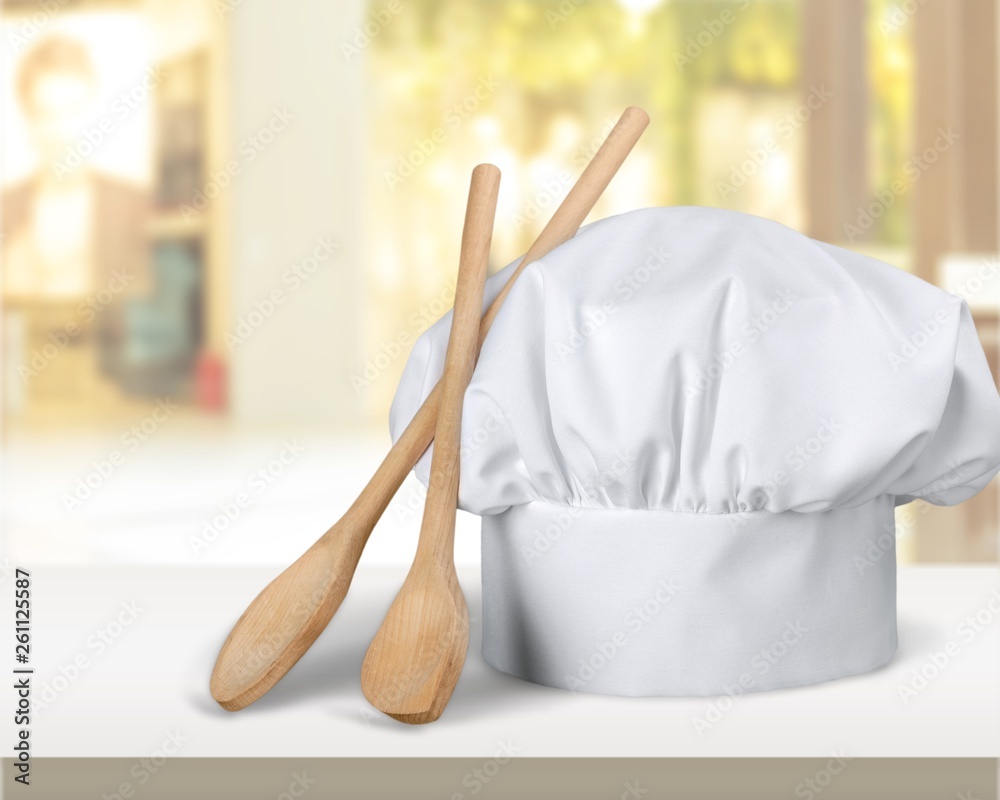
360 570 469 724
210 529 359 711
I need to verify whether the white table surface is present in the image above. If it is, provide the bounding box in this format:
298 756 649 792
18 565 999 758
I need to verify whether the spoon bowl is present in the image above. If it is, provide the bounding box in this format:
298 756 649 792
360 569 469 723
210 521 364 710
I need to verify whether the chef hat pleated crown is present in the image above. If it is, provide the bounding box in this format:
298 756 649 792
390 207 1000 697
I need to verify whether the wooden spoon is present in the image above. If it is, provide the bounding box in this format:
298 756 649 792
360 163 498 723
209 107 650 712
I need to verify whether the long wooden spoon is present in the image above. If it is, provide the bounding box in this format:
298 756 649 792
210 107 650 712
360 163 498 723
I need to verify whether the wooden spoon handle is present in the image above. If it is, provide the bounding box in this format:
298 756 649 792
479 105 649 335
415 164 499 566
337 107 650 538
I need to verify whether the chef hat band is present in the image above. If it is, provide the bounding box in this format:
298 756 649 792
482 497 897 696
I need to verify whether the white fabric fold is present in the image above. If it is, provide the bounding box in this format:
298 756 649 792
391 207 1000 515
482 498 897 696
389 206 1000 695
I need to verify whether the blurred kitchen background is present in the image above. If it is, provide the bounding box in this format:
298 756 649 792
1 0 997 567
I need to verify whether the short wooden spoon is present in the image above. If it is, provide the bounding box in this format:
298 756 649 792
209 107 650 711
360 163 498 723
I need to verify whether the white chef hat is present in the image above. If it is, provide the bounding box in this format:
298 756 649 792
390 207 1000 697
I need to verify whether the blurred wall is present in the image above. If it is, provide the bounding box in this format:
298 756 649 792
1 0 997 566
228 0 365 426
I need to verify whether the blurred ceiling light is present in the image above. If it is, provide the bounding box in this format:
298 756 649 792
427 162 452 189
617 0 663 14
762 151 792 192
547 115 583 152
750 118 772 142
884 42 908 72
473 115 501 142
373 251 401 290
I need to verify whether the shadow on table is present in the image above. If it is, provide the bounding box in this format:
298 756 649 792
185 582 560 723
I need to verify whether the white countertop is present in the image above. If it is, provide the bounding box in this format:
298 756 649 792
20 565 999 758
